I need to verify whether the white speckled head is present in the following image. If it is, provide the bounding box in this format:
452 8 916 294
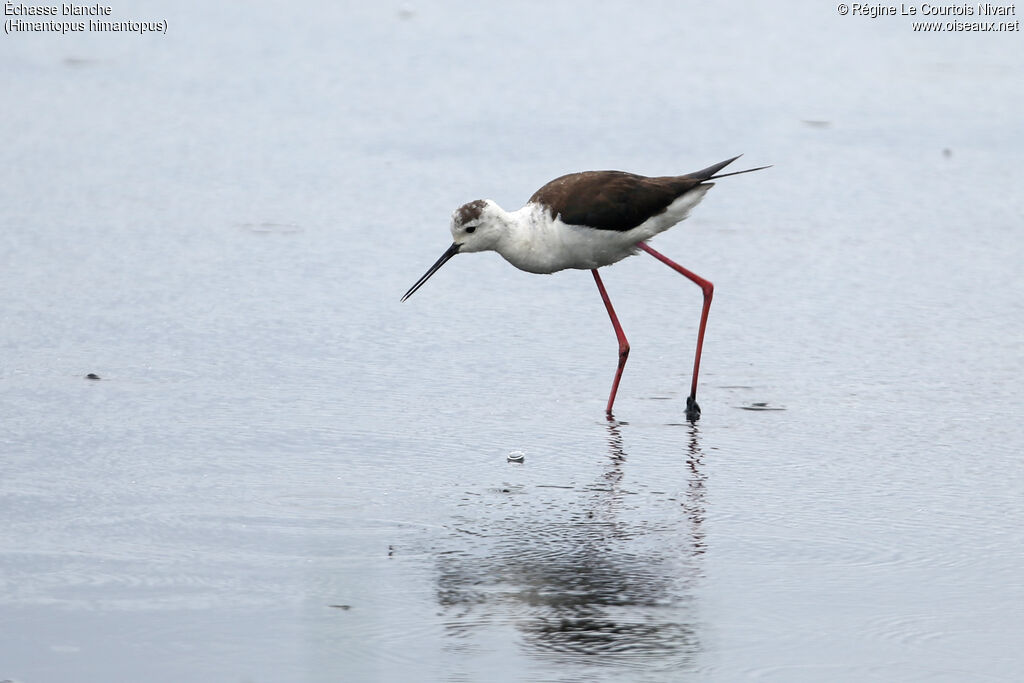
400 199 511 301
450 199 509 253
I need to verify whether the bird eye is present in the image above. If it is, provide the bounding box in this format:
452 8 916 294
465 225 477 233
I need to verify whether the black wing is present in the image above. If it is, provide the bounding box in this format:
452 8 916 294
529 156 752 231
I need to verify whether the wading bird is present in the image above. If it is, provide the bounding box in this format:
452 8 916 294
401 155 768 420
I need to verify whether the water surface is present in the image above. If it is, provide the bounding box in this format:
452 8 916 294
2 2 1022 681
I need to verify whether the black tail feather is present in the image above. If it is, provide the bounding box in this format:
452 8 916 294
690 155 771 182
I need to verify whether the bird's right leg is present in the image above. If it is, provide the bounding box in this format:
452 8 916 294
592 269 630 416
635 242 712 421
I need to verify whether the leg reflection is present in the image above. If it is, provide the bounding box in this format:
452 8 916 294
436 421 709 671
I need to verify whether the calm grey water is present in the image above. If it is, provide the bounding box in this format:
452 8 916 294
2 2 1023 681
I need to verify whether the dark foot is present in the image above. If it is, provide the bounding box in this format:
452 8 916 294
685 395 701 422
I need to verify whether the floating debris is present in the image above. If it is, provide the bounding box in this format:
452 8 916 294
507 450 525 463
237 222 302 234
738 402 786 411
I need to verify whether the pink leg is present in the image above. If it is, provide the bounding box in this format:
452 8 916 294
591 269 630 416
636 242 713 421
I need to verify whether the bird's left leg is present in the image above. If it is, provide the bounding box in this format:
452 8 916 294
635 242 712 421
591 269 630 416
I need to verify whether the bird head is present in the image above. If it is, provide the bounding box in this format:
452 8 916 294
401 199 504 301
449 199 503 253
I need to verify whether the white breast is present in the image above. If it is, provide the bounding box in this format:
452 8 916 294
494 186 710 274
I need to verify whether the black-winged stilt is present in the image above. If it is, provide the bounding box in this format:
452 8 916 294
401 155 768 420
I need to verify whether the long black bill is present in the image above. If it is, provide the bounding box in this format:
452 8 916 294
401 242 461 301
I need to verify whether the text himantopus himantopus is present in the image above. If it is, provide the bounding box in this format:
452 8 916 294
401 155 768 420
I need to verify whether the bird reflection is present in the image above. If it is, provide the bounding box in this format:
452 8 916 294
436 419 708 671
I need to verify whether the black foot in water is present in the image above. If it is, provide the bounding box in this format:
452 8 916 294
685 396 701 422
